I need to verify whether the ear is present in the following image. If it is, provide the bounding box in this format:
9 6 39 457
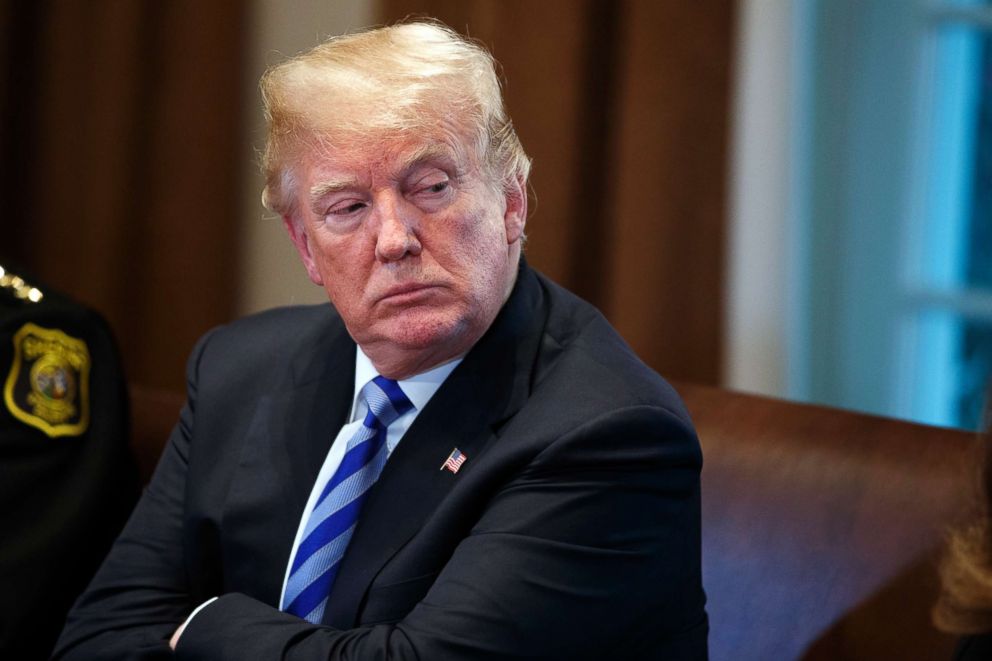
502 174 528 245
282 214 324 286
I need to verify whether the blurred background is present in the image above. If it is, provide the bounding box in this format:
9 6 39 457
0 0 989 430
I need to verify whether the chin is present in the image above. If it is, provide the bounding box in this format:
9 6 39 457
394 321 467 350
379 309 476 352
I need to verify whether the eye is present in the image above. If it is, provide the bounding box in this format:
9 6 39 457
326 200 367 217
413 177 450 196
406 164 453 196
413 177 452 202
341 202 367 214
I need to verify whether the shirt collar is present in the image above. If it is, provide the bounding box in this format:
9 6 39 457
350 345 462 421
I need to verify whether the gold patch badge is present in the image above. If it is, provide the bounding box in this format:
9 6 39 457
4 323 90 437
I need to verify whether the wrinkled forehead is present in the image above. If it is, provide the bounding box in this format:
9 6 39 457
292 112 489 186
300 131 465 186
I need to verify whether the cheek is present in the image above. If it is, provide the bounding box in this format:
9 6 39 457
446 219 510 308
313 229 370 273
312 241 369 306
467 216 510 272
436 207 507 268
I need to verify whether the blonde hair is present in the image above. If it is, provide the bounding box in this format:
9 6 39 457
259 20 531 219
934 411 992 634
934 520 992 634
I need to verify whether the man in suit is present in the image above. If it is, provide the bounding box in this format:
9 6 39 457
55 21 707 659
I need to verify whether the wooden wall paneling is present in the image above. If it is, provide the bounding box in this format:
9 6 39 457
0 1 45 265
607 0 735 383
487 1 591 289
121 0 245 389
31 1 145 319
11 1 246 389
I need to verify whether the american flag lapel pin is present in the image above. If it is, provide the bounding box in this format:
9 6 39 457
440 448 467 474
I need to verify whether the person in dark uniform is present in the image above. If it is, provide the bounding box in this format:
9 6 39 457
0 263 140 660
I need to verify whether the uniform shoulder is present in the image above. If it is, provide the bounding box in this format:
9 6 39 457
0 265 120 375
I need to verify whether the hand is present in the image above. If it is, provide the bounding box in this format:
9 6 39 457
169 596 218 651
169 620 187 651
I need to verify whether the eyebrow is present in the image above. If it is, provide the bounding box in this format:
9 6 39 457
309 178 361 207
307 144 461 210
398 144 457 174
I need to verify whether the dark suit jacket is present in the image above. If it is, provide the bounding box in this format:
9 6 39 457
54 264 707 659
955 633 992 661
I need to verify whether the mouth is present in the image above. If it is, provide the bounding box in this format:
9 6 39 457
376 283 441 305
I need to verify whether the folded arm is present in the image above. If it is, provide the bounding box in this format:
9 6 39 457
52 332 216 660
176 406 707 660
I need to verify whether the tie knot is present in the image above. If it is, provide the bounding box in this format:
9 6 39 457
360 376 413 429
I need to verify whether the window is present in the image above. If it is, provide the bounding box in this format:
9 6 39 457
900 1 991 429
787 0 992 429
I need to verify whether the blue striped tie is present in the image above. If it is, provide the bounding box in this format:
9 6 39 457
282 375 413 623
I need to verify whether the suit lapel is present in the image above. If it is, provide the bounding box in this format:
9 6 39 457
324 265 547 627
275 354 355 520
286 311 358 520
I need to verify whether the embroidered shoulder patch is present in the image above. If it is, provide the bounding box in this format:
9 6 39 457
4 322 90 437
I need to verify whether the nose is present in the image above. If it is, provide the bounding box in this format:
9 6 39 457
373 193 422 262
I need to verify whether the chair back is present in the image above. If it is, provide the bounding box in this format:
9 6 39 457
677 382 974 661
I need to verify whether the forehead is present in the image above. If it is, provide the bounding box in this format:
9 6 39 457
303 122 482 183
309 136 456 178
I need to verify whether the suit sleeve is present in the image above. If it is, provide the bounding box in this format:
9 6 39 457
51 331 218 660
176 405 707 660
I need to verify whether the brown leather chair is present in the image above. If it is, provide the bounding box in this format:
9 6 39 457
677 382 975 661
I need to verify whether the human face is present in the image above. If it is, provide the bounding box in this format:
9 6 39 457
284 132 527 379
